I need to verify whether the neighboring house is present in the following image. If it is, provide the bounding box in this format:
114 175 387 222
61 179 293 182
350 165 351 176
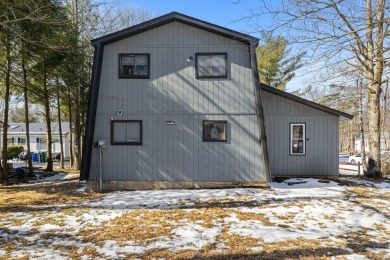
80 12 352 190
1 122 71 160
354 132 390 152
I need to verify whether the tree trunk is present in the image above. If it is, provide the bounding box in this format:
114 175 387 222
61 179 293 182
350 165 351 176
366 79 381 177
1 30 12 180
21 46 34 177
56 78 65 169
364 0 383 178
74 82 81 170
71 0 81 171
381 79 389 149
68 87 74 168
359 80 367 171
349 121 355 154
43 62 53 172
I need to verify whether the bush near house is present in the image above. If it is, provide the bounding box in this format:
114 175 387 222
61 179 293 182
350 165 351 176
7 145 24 159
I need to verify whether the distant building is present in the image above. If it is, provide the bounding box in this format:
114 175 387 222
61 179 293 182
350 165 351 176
0 122 71 159
354 132 390 152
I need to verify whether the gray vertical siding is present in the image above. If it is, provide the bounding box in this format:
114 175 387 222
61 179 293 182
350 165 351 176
262 90 339 177
89 21 267 182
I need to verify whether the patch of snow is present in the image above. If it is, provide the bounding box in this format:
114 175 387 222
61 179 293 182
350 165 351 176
342 254 372 260
30 172 69 183
96 240 145 257
229 221 323 242
142 223 223 252
9 248 69 260
340 176 390 190
374 181 390 189
89 188 266 210
77 185 86 192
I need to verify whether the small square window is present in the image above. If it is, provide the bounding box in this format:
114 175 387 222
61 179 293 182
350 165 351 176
290 123 305 155
119 54 150 78
111 120 142 145
203 120 227 142
196 53 227 78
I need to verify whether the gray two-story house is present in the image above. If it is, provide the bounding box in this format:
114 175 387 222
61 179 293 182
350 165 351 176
80 12 352 190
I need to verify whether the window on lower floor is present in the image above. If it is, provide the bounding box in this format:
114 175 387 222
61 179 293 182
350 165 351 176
290 123 305 155
18 137 26 145
111 120 142 145
203 120 227 142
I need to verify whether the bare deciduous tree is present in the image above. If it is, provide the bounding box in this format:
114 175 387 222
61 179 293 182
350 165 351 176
245 0 390 176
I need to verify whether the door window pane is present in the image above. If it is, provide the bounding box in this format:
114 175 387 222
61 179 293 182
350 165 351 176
290 124 305 155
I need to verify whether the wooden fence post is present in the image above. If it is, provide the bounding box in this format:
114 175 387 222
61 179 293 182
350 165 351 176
358 162 361 176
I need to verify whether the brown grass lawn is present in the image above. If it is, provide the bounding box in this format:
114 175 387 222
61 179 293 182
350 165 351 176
0 175 389 259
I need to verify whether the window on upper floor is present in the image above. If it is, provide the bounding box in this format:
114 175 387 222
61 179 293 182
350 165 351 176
290 123 305 155
203 120 227 142
119 54 150 78
111 120 142 145
195 53 227 78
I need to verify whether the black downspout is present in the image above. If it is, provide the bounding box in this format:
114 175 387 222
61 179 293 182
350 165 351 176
249 42 271 182
80 43 104 180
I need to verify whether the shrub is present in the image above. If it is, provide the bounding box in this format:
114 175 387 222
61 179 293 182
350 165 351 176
7 145 24 159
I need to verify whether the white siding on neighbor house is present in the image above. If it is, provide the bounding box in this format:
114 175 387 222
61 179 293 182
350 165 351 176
262 90 339 177
354 132 390 152
90 21 267 182
3 134 71 159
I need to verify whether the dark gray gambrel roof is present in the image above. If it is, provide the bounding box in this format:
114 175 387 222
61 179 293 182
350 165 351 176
80 12 269 181
260 83 353 120
7 122 70 134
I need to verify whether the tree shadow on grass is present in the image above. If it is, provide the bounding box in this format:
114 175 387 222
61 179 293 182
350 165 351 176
177 237 389 260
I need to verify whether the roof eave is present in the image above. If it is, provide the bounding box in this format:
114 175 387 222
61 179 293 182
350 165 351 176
92 12 259 47
260 83 353 120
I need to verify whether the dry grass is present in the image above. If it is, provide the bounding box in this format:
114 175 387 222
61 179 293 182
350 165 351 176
217 233 262 253
235 211 275 226
126 238 352 259
0 181 101 212
80 207 233 246
33 215 67 227
81 210 175 245
52 166 80 173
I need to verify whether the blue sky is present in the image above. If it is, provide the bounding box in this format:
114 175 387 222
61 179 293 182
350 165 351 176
119 0 265 33
118 0 307 91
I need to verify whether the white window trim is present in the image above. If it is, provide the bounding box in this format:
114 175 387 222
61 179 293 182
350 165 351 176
290 123 305 155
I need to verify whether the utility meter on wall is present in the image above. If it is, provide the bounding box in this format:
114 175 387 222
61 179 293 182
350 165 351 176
97 139 106 149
